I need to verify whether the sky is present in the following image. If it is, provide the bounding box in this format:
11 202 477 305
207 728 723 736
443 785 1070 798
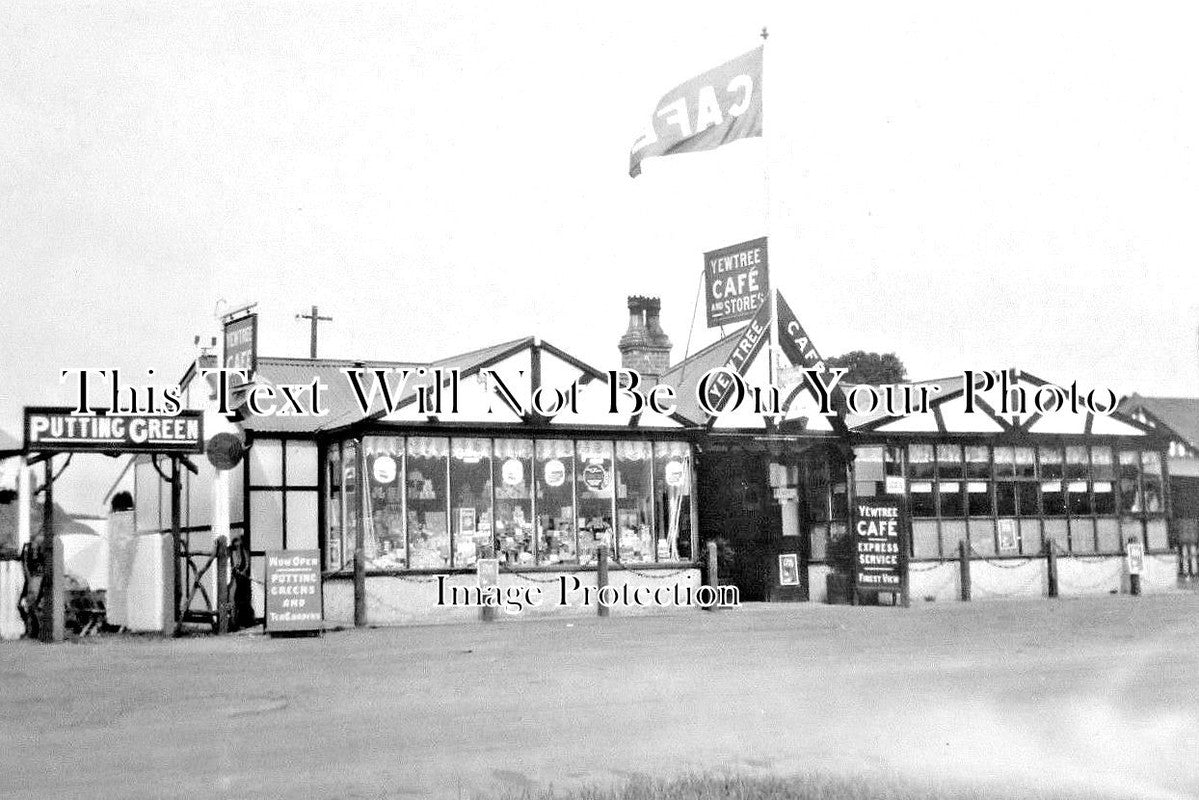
2 2 1198 512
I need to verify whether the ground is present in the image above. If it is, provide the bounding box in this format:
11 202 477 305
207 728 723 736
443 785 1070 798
2 595 1198 799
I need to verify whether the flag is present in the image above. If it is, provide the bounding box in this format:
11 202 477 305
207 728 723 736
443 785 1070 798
629 46 763 178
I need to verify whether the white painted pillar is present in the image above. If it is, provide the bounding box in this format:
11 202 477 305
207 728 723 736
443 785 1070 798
212 467 230 545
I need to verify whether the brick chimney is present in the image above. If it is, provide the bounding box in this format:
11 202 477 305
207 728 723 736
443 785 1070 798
619 296 672 383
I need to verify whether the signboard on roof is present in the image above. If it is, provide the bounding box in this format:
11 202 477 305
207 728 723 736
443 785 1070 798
702 300 772 413
704 237 769 328
223 313 258 391
24 407 204 454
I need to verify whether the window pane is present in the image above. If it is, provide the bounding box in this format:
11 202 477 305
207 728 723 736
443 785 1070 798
1039 447 1063 480
967 481 992 516
910 481 936 517
996 482 1016 516
884 446 904 477
286 441 319 487
326 444 344 569
576 440 614 565
494 439 534 565
365 436 405 569
250 491 283 551
1067 481 1092 516
994 447 1016 479
286 492 318 550
1065 446 1089 481
450 438 493 568
536 439 576 565
1118 451 1142 515
654 441 692 561
1142 452 1163 513
406 436 449 569
1091 447 1115 481
615 441 654 563
1042 481 1066 516
965 446 990 480
908 445 935 480
1014 447 1037 479
249 439 283 486
939 482 964 517
1093 479 1116 515
936 445 963 479
1017 482 1040 517
342 440 360 568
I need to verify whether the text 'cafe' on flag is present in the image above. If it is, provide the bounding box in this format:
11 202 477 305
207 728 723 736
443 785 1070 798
629 46 763 177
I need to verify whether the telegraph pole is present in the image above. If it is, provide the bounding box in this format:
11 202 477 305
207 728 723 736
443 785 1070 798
296 305 332 359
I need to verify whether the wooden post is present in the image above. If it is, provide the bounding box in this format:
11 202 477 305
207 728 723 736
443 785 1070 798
479 545 497 623
215 537 230 635
1046 539 1058 598
40 459 64 643
170 457 183 636
353 547 367 627
705 541 718 612
596 543 609 618
958 540 971 602
49 533 65 643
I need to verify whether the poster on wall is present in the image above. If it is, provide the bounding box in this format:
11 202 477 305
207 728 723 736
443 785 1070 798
851 495 909 606
264 550 323 634
778 553 800 586
704 237 769 328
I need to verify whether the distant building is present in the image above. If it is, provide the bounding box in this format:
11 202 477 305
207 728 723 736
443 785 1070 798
1119 395 1199 545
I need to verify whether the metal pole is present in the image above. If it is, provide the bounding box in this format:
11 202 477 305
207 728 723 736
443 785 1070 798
705 540 719 612
958 540 971 602
171 457 183 636
596 543 610 618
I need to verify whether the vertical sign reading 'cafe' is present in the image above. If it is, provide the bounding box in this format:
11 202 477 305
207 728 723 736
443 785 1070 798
223 313 257 391
851 495 909 606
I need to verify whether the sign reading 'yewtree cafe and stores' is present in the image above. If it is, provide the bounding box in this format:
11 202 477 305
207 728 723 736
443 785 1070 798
23 407 204 454
704 236 769 328
851 495 910 606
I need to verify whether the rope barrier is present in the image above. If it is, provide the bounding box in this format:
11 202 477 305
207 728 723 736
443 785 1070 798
969 546 1039 569
908 561 948 573
609 558 693 579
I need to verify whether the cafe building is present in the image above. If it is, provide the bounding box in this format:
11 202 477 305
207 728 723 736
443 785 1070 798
106 295 1177 626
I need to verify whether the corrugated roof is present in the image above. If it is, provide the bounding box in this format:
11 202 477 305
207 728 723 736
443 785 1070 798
1120 395 1199 449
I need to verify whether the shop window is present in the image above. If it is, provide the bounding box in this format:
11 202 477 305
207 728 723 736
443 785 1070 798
286 441 319 487
964 446 990 480
615 441 654 563
1017 481 1040 518
908 445 935 481
994 447 1015 479
936 445 963 479
654 441 692 561
1092 448 1116 515
1118 451 1142 514
249 440 283 486
1064 446 1089 481
1039 446 1063 480
536 440 577 565
996 482 1016 517
494 439 534 565
1142 452 1164 514
286 492 318 550
362 437 405 569
250 492 284 551
1014 447 1036 479
966 481 992 517
450 438 493 568
939 481 964 517
576 440 615 565
326 444 345 569
910 481 936 518
406 437 449 569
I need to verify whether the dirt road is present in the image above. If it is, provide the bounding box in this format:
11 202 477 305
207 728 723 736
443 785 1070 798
2 594 1197 799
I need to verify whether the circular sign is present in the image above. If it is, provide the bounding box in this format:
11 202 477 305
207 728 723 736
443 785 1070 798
205 432 245 471
544 458 566 488
502 458 524 486
664 459 685 487
582 463 608 491
372 454 397 485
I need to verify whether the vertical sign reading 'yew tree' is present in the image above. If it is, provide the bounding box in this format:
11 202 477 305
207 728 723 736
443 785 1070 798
851 495 909 607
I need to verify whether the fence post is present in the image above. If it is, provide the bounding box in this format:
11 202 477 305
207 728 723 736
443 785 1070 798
958 540 971 602
215 537 230 635
479 545 497 623
596 543 610 618
353 547 367 627
1046 540 1058 598
706 541 719 612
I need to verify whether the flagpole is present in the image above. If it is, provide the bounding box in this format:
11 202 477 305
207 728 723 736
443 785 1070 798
761 26 781 417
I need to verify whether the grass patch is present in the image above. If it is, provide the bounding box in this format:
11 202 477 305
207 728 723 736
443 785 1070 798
483 771 1109 800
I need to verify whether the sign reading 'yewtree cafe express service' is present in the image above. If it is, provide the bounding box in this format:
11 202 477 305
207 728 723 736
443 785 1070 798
24 407 203 454
704 236 769 328
265 550 323 634
851 495 909 605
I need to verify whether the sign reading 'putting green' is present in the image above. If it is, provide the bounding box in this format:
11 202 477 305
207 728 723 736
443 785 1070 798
24 407 204 454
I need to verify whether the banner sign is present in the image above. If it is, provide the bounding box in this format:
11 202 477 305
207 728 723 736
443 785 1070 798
24 407 203 454
702 300 772 413
223 313 257 389
851 495 909 604
776 293 826 374
704 237 769 328
629 46 763 178
265 550 323 633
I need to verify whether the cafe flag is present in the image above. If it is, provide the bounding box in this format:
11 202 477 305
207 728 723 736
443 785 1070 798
629 46 763 178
